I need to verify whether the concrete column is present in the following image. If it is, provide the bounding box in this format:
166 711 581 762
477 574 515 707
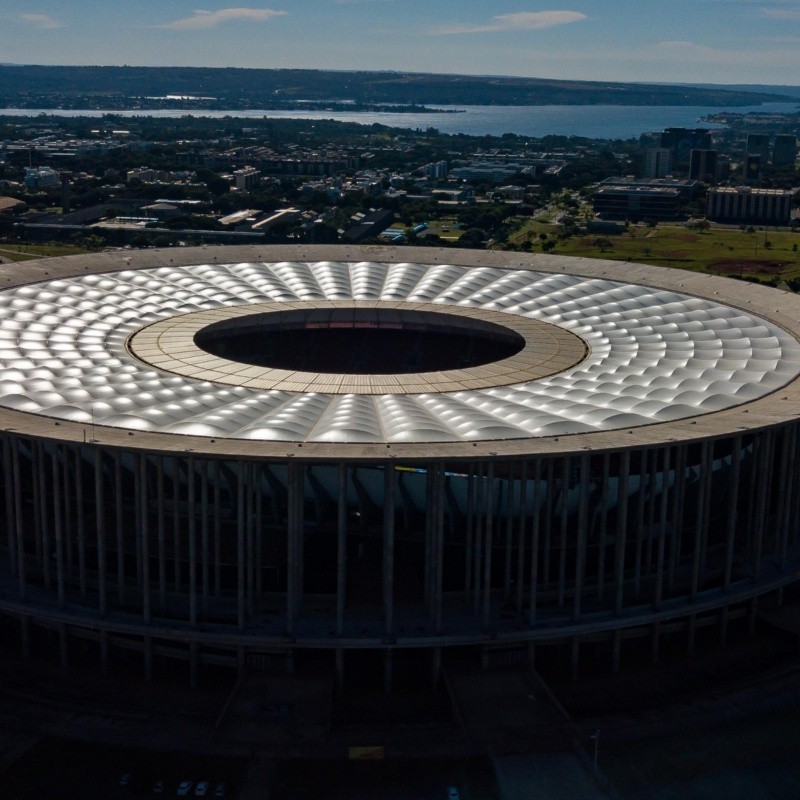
100 630 109 673
668 445 686 593
190 642 199 689
690 442 709 601
753 432 771 579
32 441 42 567
255 465 263 607
503 463 514 601
95 448 107 617
20 615 30 658
612 628 622 673
528 460 542 625
286 462 304 635
597 453 610 601
464 468 474 599
434 464 445 635
201 459 210 617
383 463 395 636
789 422 800 551
115 452 124 604
384 650 393 695
337 464 347 637
651 622 661 664
134 452 143 590
52 445 66 609
172 457 181 592
58 623 68 668
37 443 50 589
473 464 484 613
699 440 715 582
156 456 166 610
614 451 630 616
776 426 795 568
515 461 528 616
573 453 589 622
432 647 442 688
424 466 433 610
213 461 221 597
335 648 345 692
571 636 580 681
633 450 647 598
482 462 495 631
75 449 86 600
557 457 570 609
646 449 658 573
3 437 17 579
724 437 742 592
237 461 246 631
63 451 73 582
188 457 197 628
12 439 26 599
246 464 254 620
654 447 670 610
144 635 153 682
543 460 554 589
140 455 150 624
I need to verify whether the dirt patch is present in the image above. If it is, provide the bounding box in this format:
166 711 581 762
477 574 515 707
673 233 701 243
709 260 791 275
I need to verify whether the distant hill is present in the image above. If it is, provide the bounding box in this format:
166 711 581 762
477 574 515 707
1 65 796 109
683 82 800 99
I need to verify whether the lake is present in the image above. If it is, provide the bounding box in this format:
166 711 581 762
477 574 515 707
1 102 797 139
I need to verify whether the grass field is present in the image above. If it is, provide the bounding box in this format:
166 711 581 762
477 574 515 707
0 242 91 262
510 221 800 282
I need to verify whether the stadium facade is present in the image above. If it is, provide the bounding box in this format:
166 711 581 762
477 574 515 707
1 245 800 687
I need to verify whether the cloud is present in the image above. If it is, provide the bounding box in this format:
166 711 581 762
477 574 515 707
161 7 287 30
19 13 64 29
433 10 586 35
760 6 800 18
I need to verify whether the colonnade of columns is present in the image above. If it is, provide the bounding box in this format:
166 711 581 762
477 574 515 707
0 425 799 681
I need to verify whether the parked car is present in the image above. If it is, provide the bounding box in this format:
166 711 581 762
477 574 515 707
214 784 227 798
153 780 165 794
195 782 210 797
177 781 193 797
119 773 131 788
447 787 460 800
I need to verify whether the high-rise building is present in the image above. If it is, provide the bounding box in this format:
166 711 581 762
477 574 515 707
660 128 711 164
746 133 770 163
773 134 798 167
689 149 718 183
644 147 671 178
743 154 762 183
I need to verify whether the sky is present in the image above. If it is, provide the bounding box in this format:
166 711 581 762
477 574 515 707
2 0 800 85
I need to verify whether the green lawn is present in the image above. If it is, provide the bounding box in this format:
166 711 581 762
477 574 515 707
0 243 92 262
510 221 800 281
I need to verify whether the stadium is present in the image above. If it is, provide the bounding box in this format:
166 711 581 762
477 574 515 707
1 243 800 690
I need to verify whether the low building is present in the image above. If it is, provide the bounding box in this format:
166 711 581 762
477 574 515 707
24 167 60 190
233 167 260 192
707 186 793 224
599 177 699 201
342 208 395 242
592 185 682 221
0 196 27 216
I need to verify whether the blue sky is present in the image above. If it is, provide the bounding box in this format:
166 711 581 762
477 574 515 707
2 0 800 85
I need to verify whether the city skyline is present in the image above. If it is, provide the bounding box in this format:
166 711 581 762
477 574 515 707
2 0 800 85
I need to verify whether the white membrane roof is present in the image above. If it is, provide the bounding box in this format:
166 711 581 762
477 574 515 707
0 260 798 444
